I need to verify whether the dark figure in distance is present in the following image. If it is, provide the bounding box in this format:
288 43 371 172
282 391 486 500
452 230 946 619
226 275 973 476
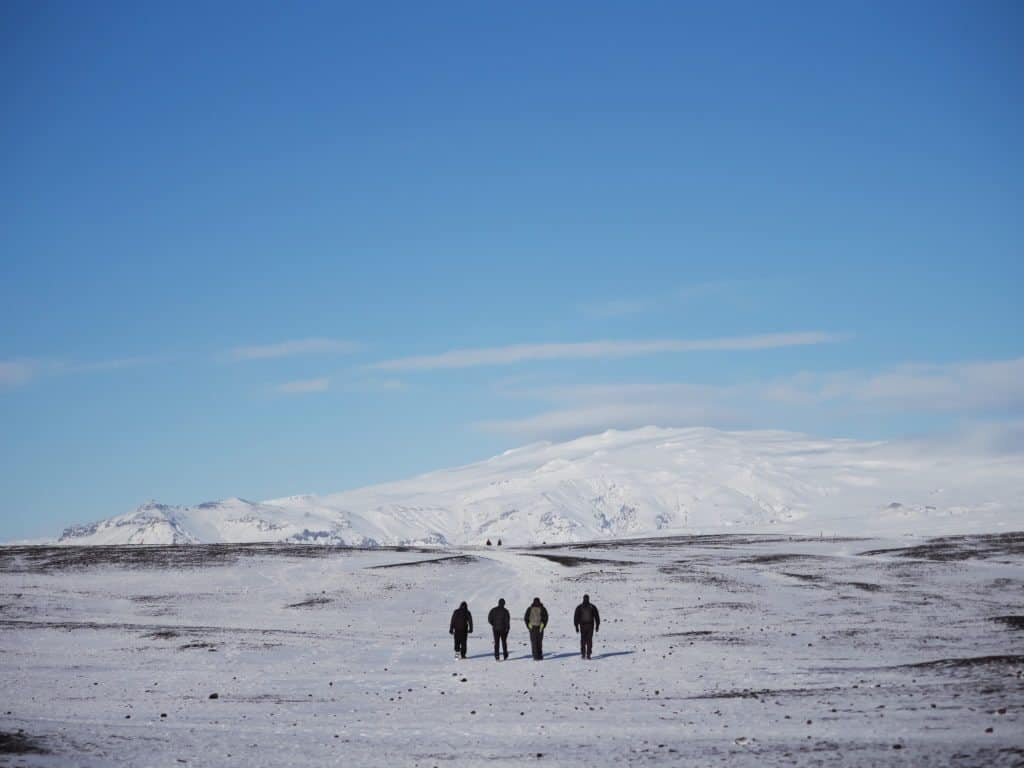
449 601 473 659
574 594 601 659
487 598 511 660
524 597 549 660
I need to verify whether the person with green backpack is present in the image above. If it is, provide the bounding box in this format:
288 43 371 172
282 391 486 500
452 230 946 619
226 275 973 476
523 597 549 660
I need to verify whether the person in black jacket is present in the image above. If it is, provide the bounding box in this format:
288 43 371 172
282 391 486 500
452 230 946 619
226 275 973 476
523 597 549 660
449 601 473 659
487 598 511 660
573 594 600 659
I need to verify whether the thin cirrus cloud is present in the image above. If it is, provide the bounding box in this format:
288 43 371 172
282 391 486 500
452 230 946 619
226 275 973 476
61 356 162 373
762 357 1024 411
0 360 40 389
273 376 405 396
475 357 1024 439
368 332 845 371
275 377 330 395
579 280 783 318
476 401 730 438
578 298 655 318
0 356 158 390
228 338 358 362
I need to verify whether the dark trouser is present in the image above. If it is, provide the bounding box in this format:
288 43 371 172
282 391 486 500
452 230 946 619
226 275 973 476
579 623 594 658
453 631 467 658
493 628 509 659
529 626 544 659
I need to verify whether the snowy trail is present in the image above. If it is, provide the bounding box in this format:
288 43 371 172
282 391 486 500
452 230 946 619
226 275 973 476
464 548 565 614
382 548 587 667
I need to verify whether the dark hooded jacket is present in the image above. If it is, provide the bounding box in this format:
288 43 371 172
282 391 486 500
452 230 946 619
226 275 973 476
523 599 549 629
450 602 473 634
574 596 600 630
488 600 510 632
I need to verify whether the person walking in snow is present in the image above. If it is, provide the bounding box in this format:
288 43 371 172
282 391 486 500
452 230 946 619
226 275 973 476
487 598 511 661
449 601 473 659
573 594 601 659
523 597 549 660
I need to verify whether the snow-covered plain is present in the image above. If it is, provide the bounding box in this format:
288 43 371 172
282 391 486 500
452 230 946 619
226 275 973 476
55 428 1024 546
2 533 1023 766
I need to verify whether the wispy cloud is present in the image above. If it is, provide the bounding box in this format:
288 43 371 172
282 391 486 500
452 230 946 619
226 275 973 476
368 332 844 371
229 338 358 362
62 356 162 374
477 401 730 437
0 360 42 389
579 298 655 318
275 373 406 395
275 377 330 394
578 279 781 318
339 376 405 394
476 357 1024 439
0 356 157 390
760 358 1024 411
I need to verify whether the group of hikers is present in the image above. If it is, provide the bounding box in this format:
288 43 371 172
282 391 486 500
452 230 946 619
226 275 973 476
448 594 601 661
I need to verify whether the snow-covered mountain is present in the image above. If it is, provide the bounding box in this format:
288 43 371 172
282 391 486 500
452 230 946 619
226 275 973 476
56 427 1024 546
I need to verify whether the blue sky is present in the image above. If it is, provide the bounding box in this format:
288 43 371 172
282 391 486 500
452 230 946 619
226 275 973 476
2 1 1022 539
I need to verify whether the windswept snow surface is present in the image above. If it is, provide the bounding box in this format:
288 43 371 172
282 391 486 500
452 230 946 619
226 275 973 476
55 428 1024 545
1 534 1022 766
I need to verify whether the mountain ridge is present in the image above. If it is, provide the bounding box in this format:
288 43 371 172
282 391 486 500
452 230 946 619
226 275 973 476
54 426 1024 546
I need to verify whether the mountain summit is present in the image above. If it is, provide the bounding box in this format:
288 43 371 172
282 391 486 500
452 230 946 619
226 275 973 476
56 427 1022 545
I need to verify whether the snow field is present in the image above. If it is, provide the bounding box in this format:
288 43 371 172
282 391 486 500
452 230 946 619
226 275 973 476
1 534 1023 766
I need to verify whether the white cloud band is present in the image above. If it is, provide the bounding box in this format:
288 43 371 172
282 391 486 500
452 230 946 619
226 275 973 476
369 332 844 371
477 357 1024 438
230 338 358 362
276 377 330 394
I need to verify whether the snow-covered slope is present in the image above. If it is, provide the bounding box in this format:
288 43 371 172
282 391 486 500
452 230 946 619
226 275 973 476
58 498 382 547
56 427 1024 545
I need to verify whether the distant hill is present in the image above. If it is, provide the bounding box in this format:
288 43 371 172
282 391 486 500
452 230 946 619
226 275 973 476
55 427 1023 545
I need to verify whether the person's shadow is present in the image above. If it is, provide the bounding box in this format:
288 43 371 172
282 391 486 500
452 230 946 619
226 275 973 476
545 650 636 660
465 651 535 660
462 650 636 661
591 650 634 659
